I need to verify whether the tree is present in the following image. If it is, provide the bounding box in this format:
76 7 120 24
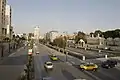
75 31 87 43
20 37 26 40
53 37 66 48
94 30 103 37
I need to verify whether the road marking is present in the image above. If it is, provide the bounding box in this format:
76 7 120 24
84 71 102 80
71 61 75 64
8 52 15 57
66 62 72 66
8 47 24 57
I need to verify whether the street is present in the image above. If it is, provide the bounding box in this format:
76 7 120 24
34 44 94 80
34 44 120 80
0 46 28 80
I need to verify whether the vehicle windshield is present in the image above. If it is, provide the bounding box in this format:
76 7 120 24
47 63 52 65
85 64 95 67
52 55 56 57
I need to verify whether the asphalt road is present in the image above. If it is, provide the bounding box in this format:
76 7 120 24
44 44 120 80
66 47 114 59
34 44 94 80
0 47 28 80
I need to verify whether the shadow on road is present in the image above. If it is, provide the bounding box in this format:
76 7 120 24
61 69 76 80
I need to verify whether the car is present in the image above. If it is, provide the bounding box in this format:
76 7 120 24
74 79 86 80
80 63 98 71
44 61 53 70
36 51 39 54
50 55 58 61
101 59 117 68
42 77 55 80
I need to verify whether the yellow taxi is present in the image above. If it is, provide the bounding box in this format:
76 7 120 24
80 63 98 71
50 55 58 61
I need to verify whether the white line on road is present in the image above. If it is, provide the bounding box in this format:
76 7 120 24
66 62 72 66
84 71 102 80
8 47 24 57
71 61 75 64
8 52 16 57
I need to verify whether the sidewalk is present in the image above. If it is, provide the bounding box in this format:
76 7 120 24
0 42 24 62
0 46 28 80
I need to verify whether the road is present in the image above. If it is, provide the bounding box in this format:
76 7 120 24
38 44 120 80
0 46 28 80
66 47 114 59
34 44 94 80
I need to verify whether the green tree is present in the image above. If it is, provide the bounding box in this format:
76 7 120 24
75 31 87 43
94 30 103 37
53 37 66 48
103 29 120 39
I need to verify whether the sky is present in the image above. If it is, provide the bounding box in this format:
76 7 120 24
8 0 120 34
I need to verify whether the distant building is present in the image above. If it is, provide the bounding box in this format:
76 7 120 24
34 26 40 40
114 38 120 46
49 31 59 42
44 31 59 42
86 34 105 48
67 33 77 40
67 39 75 47
105 37 120 46
86 34 105 45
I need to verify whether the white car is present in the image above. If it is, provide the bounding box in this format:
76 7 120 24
74 79 86 80
42 77 54 80
44 62 53 70
36 51 39 54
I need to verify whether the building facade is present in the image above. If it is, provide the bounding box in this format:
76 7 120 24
105 37 120 46
49 31 59 42
5 4 12 39
34 26 40 40
0 0 6 41
86 34 105 48
44 31 59 42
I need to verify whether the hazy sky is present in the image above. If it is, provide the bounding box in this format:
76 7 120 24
8 0 120 34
